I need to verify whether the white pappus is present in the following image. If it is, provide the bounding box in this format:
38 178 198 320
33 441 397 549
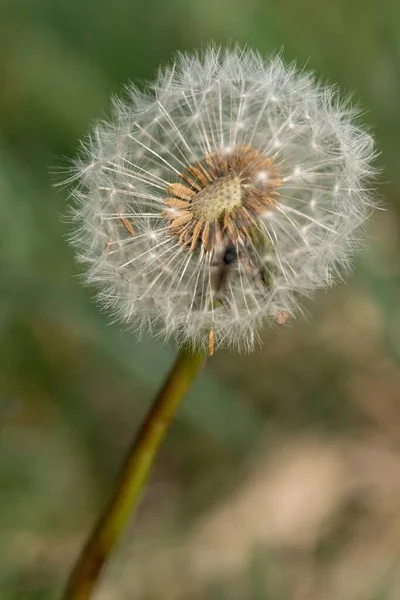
67 46 377 354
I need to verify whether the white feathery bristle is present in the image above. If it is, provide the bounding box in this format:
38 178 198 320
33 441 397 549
67 46 377 353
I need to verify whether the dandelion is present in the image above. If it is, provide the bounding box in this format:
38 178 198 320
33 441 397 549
70 46 375 355
64 47 376 600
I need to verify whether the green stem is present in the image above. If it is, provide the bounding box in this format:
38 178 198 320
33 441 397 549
63 347 206 600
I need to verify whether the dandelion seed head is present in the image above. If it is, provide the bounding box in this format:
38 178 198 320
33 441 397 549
68 46 377 353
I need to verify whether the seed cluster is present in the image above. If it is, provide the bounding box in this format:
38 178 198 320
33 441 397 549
163 145 281 254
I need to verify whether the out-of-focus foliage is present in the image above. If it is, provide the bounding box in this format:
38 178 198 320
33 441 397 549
1 1 400 598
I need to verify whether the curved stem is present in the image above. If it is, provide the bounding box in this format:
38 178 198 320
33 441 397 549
63 347 206 600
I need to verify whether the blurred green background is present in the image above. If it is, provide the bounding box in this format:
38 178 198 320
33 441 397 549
2 1 400 598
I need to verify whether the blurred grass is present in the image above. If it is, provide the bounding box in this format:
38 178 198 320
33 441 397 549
1 0 400 598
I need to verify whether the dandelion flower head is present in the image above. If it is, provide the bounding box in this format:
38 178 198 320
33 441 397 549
69 46 376 353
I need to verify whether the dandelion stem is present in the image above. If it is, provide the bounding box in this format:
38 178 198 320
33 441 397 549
63 346 206 600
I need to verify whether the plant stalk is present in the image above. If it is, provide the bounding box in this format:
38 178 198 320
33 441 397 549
63 346 206 600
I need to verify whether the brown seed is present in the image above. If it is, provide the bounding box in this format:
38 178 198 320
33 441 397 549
186 165 209 187
179 225 192 246
276 311 290 325
202 220 211 249
208 328 215 356
196 160 214 182
171 213 193 228
168 183 196 200
254 188 276 208
241 206 259 228
119 216 134 236
204 155 218 178
246 189 272 213
213 219 222 247
246 198 265 213
231 211 251 242
180 172 202 191
216 153 228 174
222 208 229 231
164 198 191 209
225 214 238 242
190 217 205 252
